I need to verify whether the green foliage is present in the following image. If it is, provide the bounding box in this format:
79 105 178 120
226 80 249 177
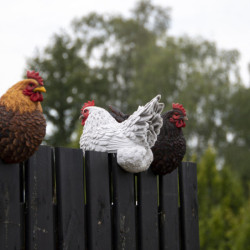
230 199 250 250
26 32 112 146
222 88 250 188
198 148 246 250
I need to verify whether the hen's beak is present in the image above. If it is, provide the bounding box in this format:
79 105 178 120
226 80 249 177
34 86 46 93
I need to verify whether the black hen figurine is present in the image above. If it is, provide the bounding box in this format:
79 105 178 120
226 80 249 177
109 103 187 175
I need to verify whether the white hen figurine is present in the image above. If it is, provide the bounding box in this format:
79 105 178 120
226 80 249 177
79 95 164 173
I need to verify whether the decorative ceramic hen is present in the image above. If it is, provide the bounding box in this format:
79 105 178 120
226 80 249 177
79 95 164 173
0 71 46 163
109 103 188 175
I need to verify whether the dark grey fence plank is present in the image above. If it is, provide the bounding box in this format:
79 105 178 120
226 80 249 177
20 203 25 250
55 147 86 250
25 145 55 250
110 153 136 250
159 168 180 250
85 151 112 250
0 160 21 250
179 162 200 250
137 169 159 250
20 163 25 250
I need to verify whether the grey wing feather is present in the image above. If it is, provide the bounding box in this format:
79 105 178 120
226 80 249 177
121 95 164 147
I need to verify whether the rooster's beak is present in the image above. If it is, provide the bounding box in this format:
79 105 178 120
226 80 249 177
184 116 188 121
34 86 46 93
79 115 84 121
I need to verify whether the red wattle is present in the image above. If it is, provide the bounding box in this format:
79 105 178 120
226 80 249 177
176 120 185 128
23 89 43 102
30 92 43 102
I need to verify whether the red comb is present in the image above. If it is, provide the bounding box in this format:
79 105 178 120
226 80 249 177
172 103 186 115
81 100 95 112
27 70 44 86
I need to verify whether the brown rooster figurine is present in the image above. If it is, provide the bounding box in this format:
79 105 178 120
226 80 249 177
109 103 187 175
0 71 46 163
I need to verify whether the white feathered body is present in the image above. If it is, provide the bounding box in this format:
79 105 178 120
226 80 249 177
80 95 164 173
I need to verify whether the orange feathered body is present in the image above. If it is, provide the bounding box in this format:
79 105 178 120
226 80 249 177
0 72 46 163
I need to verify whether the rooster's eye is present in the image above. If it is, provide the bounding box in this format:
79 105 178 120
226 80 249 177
29 83 34 87
84 110 88 113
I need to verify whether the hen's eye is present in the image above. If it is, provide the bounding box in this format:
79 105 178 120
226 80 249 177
29 83 34 87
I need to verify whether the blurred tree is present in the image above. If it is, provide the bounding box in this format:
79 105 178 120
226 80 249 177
26 32 111 146
197 148 244 250
230 198 250 250
71 0 243 161
26 0 171 146
26 0 249 189
26 2 250 245
222 88 250 190
71 0 171 111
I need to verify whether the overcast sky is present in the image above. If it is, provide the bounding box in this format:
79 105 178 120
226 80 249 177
1 0 250 96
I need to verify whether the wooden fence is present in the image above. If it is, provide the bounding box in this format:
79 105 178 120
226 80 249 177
0 145 199 250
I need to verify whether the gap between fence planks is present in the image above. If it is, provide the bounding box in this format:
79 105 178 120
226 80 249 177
0 145 199 250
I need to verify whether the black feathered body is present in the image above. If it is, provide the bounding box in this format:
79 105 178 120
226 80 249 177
151 115 186 175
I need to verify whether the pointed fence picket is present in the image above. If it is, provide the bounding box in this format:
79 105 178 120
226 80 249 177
0 145 199 250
